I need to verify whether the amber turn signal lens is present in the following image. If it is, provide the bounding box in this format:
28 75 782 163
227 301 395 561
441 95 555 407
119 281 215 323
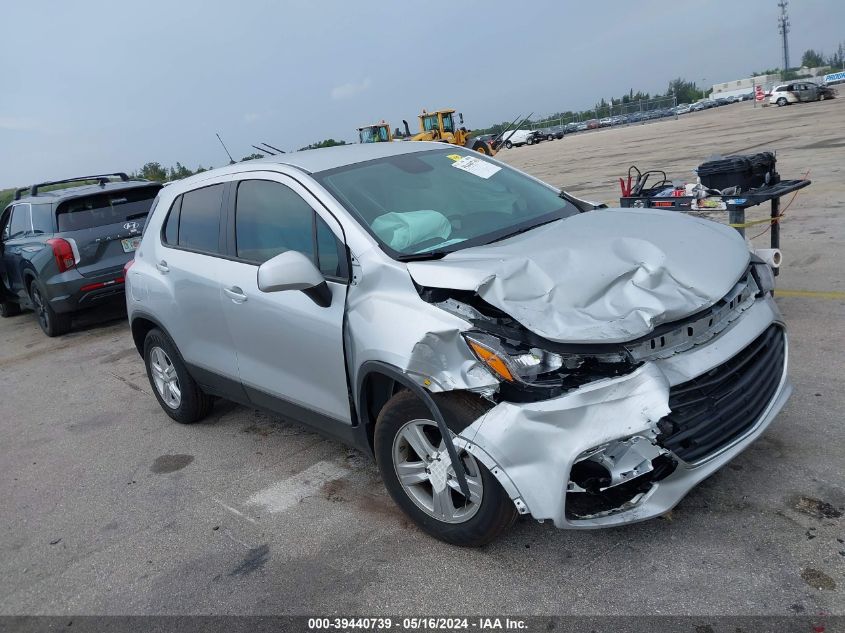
467 340 515 382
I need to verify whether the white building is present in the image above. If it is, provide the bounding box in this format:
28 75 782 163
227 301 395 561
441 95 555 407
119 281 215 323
711 74 781 99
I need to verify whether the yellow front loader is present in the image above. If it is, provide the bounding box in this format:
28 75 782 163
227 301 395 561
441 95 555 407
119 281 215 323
357 121 393 143
403 109 495 155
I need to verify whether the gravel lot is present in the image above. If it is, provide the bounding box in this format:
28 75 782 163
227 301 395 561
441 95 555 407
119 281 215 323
1 98 843 617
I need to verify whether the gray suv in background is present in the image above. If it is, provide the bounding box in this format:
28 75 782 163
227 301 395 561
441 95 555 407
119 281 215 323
0 174 161 336
127 142 789 546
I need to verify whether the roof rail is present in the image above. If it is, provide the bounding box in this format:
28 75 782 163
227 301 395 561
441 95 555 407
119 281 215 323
13 186 31 201
30 172 130 197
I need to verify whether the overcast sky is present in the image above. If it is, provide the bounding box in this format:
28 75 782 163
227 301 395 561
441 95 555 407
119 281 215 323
1 0 842 187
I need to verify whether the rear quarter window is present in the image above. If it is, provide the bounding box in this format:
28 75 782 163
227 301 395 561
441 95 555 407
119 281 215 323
177 184 224 253
56 185 160 232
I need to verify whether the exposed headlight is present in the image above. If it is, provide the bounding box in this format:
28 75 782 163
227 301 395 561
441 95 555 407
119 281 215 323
463 331 629 387
751 261 775 295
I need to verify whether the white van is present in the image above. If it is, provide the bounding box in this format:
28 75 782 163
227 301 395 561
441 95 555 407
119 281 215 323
499 129 533 148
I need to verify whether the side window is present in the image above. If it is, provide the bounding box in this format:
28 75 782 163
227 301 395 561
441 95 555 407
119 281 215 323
316 215 344 277
30 204 53 234
235 180 315 264
9 204 30 238
162 196 181 245
178 185 223 253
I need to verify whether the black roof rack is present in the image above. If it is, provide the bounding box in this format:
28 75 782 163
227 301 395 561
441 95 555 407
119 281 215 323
30 172 131 198
13 186 31 201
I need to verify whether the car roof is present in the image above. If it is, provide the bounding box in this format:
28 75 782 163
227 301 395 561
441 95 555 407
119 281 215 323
248 140 448 174
13 180 160 205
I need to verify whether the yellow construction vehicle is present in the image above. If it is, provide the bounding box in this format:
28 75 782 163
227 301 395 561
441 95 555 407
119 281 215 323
357 121 393 143
403 108 495 155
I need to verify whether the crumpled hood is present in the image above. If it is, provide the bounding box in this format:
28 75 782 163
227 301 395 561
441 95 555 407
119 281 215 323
407 208 750 344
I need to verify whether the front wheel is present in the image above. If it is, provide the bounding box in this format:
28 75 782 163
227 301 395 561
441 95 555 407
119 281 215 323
504 141 513 149
777 97 787 107
374 391 517 546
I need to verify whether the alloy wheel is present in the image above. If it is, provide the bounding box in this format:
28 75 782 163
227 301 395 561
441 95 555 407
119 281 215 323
31 287 49 331
392 419 483 523
150 346 182 409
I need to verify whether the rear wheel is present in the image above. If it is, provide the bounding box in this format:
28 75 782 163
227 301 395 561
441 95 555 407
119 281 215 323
374 391 517 546
0 300 21 318
30 283 71 337
143 328 213 424
504 140 513 149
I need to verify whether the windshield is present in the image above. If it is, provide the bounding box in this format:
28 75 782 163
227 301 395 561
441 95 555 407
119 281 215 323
314 149 573 258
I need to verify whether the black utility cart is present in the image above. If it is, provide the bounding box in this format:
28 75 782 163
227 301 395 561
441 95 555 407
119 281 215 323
618 154 811 275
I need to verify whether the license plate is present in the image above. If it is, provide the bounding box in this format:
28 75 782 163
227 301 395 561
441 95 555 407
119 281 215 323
121 237 141 253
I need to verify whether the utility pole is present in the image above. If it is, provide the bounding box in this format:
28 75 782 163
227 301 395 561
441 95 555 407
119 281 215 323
778 0 790 76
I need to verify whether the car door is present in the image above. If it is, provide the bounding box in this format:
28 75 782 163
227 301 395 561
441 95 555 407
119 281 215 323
149 181 240 387
1 204 32 298
216 174 352 425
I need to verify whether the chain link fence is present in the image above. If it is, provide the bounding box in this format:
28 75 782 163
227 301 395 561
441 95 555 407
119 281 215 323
527 95 679 133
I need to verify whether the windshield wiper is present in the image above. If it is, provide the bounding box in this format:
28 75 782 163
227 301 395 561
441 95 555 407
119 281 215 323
484 217 561 246
396 250 450 262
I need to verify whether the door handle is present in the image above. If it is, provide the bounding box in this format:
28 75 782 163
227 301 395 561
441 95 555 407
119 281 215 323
223 286 248 303
156 260 169 274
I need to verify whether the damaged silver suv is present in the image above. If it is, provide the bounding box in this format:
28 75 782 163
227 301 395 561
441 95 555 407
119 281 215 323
126 142 790 546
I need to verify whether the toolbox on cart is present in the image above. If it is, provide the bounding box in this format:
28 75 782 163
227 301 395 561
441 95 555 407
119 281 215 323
696 152 777 192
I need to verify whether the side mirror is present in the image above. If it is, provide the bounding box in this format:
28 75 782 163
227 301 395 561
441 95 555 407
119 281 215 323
257 250 332 308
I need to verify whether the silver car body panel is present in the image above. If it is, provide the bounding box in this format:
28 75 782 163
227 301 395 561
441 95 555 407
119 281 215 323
126 142 790 530
453 296 789 527
406 207 750 344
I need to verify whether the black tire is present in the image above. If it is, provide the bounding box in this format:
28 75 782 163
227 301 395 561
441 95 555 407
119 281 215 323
471 141 490 156
504 140 513 149
0 300 21 318
374 390 517 547
143 328 213 424
777 97 787 107
29 282 71 337
526 137 534 145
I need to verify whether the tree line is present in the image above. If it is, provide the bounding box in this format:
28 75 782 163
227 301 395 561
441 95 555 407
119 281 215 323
753 45 845 80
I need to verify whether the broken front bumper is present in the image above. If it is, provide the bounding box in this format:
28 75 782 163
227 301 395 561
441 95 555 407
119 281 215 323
455 296 790 528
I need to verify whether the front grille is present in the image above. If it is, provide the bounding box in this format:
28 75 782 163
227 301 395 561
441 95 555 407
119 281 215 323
657 325 785 462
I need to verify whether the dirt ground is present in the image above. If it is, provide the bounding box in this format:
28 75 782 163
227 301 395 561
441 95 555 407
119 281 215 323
1 98 843 618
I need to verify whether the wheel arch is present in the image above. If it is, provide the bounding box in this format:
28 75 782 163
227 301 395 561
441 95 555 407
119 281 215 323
355 361 488 467
130 311 171 358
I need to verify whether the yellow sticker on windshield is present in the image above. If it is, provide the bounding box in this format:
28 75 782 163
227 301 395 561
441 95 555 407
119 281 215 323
446 154 462 162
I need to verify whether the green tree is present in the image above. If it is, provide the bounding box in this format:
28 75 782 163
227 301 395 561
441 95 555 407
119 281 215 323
801 49 825 68
298 139 348 151
240 153 264 162
168 162 194 180
828 43 845 69
136 162 168 182
666 77 703 103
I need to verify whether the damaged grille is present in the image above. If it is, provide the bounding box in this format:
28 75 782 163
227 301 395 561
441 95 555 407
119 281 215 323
657 324 785 463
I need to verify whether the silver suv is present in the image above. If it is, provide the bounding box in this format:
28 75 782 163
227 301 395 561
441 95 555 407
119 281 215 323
127 142 790 546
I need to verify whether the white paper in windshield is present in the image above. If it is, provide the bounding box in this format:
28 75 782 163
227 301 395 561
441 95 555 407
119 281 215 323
451 155 501 179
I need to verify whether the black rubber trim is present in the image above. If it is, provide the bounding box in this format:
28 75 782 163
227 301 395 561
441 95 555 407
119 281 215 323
357 361 471 498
